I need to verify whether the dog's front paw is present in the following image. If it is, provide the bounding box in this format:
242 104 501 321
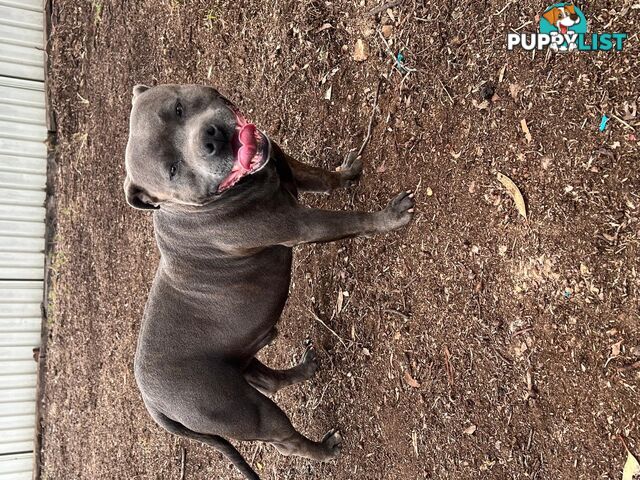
336 152 363 187
320 429 342 460
299 344 319 379
380 191 415 231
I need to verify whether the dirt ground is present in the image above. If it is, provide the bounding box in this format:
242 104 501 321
40 0 640 479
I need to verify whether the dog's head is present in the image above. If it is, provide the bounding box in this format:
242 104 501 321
124 84 271 210
542 3 580 33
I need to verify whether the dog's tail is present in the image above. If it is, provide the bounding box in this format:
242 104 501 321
150 409 260 480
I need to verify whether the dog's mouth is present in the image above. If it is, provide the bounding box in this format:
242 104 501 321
217 108 270 193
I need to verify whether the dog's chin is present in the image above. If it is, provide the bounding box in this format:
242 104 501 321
215 130 271 194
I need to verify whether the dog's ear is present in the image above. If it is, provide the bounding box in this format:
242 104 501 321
542 7 559 25
565 4 576 14
124 176 160 210
132 84 150 104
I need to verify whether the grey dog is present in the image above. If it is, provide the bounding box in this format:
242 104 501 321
124 84 415 479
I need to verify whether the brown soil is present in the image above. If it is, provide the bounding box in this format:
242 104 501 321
41 1 640 479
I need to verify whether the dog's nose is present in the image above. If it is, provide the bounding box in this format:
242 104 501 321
202 125 226 155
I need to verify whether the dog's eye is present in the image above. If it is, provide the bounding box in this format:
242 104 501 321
169 163 178 179
175 102 184 118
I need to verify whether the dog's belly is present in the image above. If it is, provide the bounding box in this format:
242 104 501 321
135 246 293 390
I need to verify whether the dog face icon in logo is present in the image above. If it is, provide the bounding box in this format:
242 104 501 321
540 3 588 36
539 3 588 50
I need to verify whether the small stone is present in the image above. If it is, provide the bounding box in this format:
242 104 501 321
381 25 393 38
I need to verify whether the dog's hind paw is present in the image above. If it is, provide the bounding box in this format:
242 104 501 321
337 152 363 187
321 429 342 460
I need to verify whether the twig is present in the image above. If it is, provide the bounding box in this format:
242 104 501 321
354 78 382 159
309 380 334 410
608 111 636 131
179 447 186 480
617 360 640 372
383 308 410 321
492 346 514 366
377 30 417 73
250 443 263 466
308 309 347 348
511 327 533 337
438 79 453 104
443 346 454 387
278 69 298 92
367 0 403 16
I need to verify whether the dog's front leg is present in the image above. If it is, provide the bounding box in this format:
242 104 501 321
283 190 414 246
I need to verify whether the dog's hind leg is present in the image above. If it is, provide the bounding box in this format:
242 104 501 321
186 374 341 462
244 344 318 395
247 389 342 461
275 143 363 193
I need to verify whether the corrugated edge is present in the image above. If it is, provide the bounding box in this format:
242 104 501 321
33 1 55 479
43 0 55 133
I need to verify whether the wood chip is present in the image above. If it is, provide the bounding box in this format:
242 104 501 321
353 39 369 62
498 64 506 83
611 340 623 357
463 424 477 435
496 172 528 219
314 22 332 33
509 82 522 99
520 119 532 143
404 371 421 388
473 99 490 110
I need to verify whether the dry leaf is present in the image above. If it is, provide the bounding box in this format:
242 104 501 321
473 99 490 110
404 371 421 388
324 85 332 101
520 119 532 143
496 172 528 219
336 290 344 313
623 450 640 480
611 340 623 357
463 424 477 435
353 39 369 61
622 101 637 120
